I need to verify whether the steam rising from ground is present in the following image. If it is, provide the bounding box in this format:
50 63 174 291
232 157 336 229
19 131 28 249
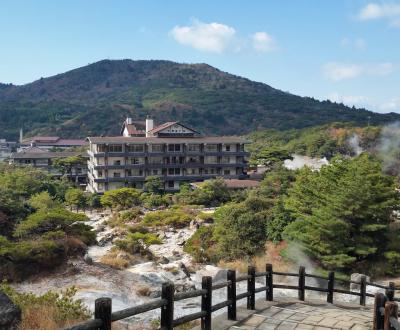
348 134 363 156
377 121 400 175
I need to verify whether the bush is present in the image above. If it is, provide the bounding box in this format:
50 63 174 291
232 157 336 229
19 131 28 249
0 283 90 328
115 232 162 254
213 202 267 260
100 188 141 210
13 208 92 242
141 208 193 228
184 226 217 263
106 208 142 228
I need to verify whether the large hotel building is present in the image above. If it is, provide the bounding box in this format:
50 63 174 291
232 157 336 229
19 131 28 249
87 117 249 193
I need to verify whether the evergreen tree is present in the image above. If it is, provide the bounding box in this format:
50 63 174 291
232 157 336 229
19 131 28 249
283 154 398 269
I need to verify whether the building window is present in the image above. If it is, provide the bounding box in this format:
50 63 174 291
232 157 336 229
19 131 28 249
113 172 121 178
152 169 159 175
149 157 163 164
225 145 231 151
113 160 121 165
188 144 200 152
222 156 230 163
131 157 142 165
224 169 231 175
151 144 163 152
97 145 106 152
205 156 218 164
109 145 122 152
168 144 181 152
168 181 174 188
126 144 144 152
168 168 180 175
205 144 218 152
98 170 103 177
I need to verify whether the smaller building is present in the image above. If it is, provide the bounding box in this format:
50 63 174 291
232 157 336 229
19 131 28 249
20 136 87 151
0 139 17 162
10 147 88 185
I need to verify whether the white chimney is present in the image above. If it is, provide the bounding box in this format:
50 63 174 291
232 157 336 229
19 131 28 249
145 116 154 137
19 128 23 144
126 117 133 125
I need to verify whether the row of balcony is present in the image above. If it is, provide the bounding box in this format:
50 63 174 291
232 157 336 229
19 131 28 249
91 173 248 183
89 150 249 158
93 162 247 170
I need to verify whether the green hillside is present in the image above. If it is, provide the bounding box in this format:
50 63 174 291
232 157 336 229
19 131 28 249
1 59 399 140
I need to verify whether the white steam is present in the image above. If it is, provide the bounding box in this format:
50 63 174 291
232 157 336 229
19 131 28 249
377 121 400 174
347 134 363 156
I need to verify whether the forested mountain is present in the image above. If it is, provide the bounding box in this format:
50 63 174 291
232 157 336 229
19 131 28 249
1 59 399 140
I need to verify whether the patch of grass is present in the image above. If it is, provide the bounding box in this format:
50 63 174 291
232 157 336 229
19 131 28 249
100 249 136 269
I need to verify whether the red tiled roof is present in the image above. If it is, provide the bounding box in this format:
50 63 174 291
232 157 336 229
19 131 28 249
125 124 145 136
148 122 179 134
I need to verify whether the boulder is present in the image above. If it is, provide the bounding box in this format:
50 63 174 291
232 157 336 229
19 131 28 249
350 273 370 292
83 254 93 265
0 291 21 330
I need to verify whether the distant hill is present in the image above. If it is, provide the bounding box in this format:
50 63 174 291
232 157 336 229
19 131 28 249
0 59 399 140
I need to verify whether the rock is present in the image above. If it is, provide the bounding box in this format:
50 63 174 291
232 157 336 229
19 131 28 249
149 290 161 298
0 291 21 330
159 256 170 264
83 254 93 265
350 273 370 292
179 262 191 279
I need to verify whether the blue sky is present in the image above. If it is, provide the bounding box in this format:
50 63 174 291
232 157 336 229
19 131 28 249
1 0 399 113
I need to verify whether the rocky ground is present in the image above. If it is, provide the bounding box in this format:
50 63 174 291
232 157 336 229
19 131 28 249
10 209 391 328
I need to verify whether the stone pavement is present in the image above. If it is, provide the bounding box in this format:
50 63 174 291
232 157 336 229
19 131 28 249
206 298 373 330
231 301 372 330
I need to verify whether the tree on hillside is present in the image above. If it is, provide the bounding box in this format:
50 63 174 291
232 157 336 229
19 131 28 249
100 187 141 210
28 191 61 211
283 154 399 270
144 176 164 194
65 188 88 211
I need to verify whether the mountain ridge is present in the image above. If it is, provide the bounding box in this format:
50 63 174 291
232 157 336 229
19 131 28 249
0 59 399 140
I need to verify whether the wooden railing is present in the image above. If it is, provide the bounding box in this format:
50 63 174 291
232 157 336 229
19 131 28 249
63 264 396 330
373 292 400 330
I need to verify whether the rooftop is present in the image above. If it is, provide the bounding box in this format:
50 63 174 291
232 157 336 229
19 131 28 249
87 136 249 144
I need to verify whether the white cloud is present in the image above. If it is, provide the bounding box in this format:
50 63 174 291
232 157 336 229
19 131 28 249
379 98 400 112
323 63 364 81
252 32 278 53
323 62 396 81
358 3 400 27
170 19 236 53
340 37 367 50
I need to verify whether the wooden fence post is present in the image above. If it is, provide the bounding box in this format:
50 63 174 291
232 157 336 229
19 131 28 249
386 282 395 302
94 297 112 330
384 301 398 330
161 282 174 330
360 275 367 306
201 276 212 330
298 266 305 301
266 263 273 301
247 266 256 310
327 271 334 304
227 270 237 321
373 292 386 330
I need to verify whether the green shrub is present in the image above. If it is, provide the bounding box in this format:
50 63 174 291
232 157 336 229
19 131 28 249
13 208 89 238
115 232 162 254
184 226 217 263
100 188 141 210
141 208 193 228
107 208 142 228
0 283 90 322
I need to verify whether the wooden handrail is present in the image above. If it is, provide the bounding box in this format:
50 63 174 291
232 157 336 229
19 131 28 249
63 264 393 330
